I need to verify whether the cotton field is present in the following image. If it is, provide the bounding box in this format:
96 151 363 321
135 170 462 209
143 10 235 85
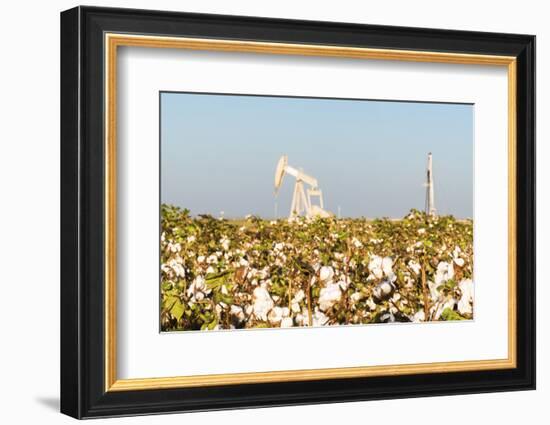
160 205 474 331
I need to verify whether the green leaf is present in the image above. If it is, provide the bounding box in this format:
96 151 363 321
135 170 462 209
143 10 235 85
162 295 178 311
170 298 185 321
441 308 465 321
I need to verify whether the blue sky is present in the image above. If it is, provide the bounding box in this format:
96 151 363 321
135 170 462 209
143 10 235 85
160 92 473 219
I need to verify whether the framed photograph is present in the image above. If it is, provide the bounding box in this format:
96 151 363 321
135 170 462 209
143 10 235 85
60 6 535 419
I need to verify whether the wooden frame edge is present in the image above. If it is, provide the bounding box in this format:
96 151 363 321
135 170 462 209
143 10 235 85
104 33 518 392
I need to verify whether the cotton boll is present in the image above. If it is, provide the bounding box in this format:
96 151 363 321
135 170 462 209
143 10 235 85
312 309 329 326
280 317 293 328
230 305 245 322
206 254 218 264
337 278 350 291
413 310 425 322
408 260 421 275
319 282 342 311
252 286 274 321
372 279 396 302
350 292 364 303
457 279 474 316
319 266 334 282
293 290 305 303
434 261 454 285
381 257 393 276
268 306 284 324
366 297 377 311
368 255 384 279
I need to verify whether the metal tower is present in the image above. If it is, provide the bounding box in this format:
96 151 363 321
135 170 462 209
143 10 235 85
425 152 436 216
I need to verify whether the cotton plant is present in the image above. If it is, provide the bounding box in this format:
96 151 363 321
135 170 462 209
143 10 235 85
160 205 474 331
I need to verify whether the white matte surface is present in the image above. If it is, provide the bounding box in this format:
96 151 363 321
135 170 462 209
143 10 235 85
116 46 509 379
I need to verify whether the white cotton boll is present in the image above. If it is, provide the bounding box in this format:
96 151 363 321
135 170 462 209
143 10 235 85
187 235 196 243
368 255 383 279
337 277 350 291
252 286 274 321
268 307 284 324
381 257 393 276
350 292 364 303
454 257 465 267
457 279 474 315
408 260 421 275
372 279 395 301
319 266 334 282
295 313 306 326
195 276 206 291
352 237 363 248
293 289 305 303
169 242 181 253
230 305 245 322
312 309 329 326
206 266 215 274
195 292 205 301
206 254 218 264
221 285 228 295
220 237 230 251
318 282 342 311
293 289 306 303
280 317 293 328
160 264 171 275
291 302 301 313
197 255 205 264
413 310 425 322
428 280 440 302
366 297 377 311
434 261 454 285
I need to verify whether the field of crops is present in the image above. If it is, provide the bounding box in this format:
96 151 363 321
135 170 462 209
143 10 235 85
160 204 474 331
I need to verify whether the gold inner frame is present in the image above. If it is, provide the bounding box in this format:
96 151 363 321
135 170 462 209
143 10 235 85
104 33 517 392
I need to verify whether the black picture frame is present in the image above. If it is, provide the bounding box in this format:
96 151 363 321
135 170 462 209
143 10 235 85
61 5 535 419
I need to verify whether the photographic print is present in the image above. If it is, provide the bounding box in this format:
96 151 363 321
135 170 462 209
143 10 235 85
160 92 474 332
